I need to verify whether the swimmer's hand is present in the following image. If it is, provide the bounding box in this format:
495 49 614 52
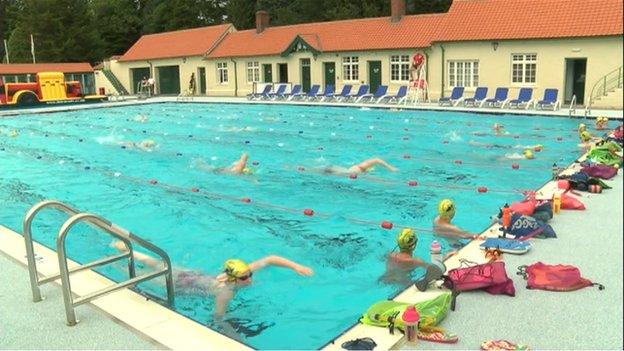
295 265 314 276
389 166 399 172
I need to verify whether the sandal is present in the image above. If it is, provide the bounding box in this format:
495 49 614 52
341 337 377 350
417 330 459 344
481 339 529 350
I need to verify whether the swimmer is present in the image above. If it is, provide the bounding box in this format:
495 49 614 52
523 149 534 159
433 199 482 257
112 241 313 319
133 114 148 123
195 152 254 175
380 228 426 285
468 140 513 149
320 158 398 175
119 139 157 152
493 123 505 136
595 117 608 130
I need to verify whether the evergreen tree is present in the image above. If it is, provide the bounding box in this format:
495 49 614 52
225 0 256 30
93 0 142 57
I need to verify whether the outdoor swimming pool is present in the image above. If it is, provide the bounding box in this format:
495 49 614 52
0 103 582 349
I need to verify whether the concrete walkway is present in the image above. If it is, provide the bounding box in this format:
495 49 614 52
406 172 623 350
0 253 163 350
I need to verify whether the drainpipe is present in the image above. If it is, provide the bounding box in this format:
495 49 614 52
423 49 430 100
439 45 445 99
230 58 238 97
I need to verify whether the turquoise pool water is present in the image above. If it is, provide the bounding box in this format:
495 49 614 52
0 103 581 349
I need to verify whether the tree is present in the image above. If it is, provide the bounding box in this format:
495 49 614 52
92 0 142 57
225 0 256 30
141 0 226 34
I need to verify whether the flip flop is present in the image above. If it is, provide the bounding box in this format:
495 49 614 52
481 339 529 350
417 330 458 344
414 261 446 292
480 237 531 254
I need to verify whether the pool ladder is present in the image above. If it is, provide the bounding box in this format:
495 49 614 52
23 200 175 326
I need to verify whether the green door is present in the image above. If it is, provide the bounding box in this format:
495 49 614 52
368 61 382 93
131 67 150 94
301 59 311 92
263 64 273 83
157 65 180 95
323 62 335 87
198 67 206 95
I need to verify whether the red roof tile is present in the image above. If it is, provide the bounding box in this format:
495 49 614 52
119 24 232 62
207 14 444 59
436 0 623 42
0 63 93 75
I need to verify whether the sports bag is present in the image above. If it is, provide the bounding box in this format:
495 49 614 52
517 262 604 292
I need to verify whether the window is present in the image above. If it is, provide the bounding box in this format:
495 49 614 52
448 60 479 88
217 62 228 84
390 55 410 81
343 56 359 81
246 61 259 83
511 54 537 84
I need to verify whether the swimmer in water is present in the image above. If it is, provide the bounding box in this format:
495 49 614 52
433 199 483 257
493 123 505 136
119 139 157 151
133 114 148 123
195 152 254 175
379 228 426 285
320 158 398 175
111 241 313 319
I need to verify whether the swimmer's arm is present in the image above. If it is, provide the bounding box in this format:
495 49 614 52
213 289 234 319
249 255 314 276
230 153 248 174
434 224 477 240
394 255 426 267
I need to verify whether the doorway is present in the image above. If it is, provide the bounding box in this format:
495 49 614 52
323 62 336 88
130 67 150 94
198 67 206 95
278 63 288 83
564 58 587 105
368 61 382 93
156 65 180 95
263 64 273 83
301 59 311 92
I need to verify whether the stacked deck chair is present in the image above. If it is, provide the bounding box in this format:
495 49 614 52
247 85 272 100
311 85 335 101
439 87 464 106
377 86 408 104
296 85 320 101
535 89 560 110
284 85 302 100
339 85 369 102
323 84 352 102
507 88 533 109
483 87 509 108
356 85 388 103
463 87 488 107
267 84 287 100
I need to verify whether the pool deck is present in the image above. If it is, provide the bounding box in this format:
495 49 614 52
0 98 622 350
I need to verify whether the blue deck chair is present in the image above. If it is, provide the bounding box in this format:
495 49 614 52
322 84 351 102
507 88 533 109
267 84 287 100
246 84 272 100
439 87 464 106
311 85 335 101
377 86 408 104
295 85 320 101
536 89 560 110
463 87 488 107
284 85 302 100
340 85 369 102
356 85 388 103
483 87 509 107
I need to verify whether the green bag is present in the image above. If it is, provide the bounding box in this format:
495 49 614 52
360 292 452 333
588 142 623 167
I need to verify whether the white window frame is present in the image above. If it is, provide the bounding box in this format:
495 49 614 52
246 61 260 83
342 56 359 82
447 60 479 88
217 62 228 84
511 53 537 85
390 55 411 82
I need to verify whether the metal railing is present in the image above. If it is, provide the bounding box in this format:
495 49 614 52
101 69 129 95
587 65 623 114
23 200 174 326
568 95 577 118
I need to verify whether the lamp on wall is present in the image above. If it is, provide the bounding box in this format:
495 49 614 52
491 41 499 51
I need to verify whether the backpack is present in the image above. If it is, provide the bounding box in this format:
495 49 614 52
517 262 604 291
502 213 557 240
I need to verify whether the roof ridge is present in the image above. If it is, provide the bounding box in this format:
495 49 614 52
140 23 231 38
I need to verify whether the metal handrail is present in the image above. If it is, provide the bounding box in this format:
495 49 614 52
23 200 135 302
587 65 623 114
568 94 577 118
56 212 174 325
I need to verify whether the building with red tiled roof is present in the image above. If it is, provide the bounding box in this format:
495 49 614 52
1 63 96 94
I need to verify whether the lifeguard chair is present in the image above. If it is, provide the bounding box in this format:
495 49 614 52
408 53 430 104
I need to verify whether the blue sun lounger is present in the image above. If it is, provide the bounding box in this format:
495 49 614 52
247 84 272 100
507 88 533 109
340 85 369 102
536 88 560 110
284 85 302 100
377 86 408 104
295 85 320 101
439 87 464 106
463 87 488 107
483 87 509 107
356 85 388 103
267 84 287 100
311 85 335 101
323 84 352 102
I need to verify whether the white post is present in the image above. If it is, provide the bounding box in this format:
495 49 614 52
30 34 36 64
3 39 9 64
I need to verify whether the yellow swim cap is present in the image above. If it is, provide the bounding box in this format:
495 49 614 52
9 130 18 137
580 131 591 142
242 167 253 175
223 259 250 281
578 123 586 133
397 228 417 251
523 149 534 159
438 199 456 220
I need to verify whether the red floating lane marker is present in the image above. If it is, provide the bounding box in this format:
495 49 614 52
191 187 200 193
454 160 463 165
533 146 542 152
241 198 251 203
408 181 418 187
477 186 488 193
381 221 394 230
349 174 358 179
403 154 411 159
149 179 158 185
303 209 314 216
511 163 520 170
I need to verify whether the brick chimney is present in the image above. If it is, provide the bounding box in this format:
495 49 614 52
391 0 406 22
256 11 270 34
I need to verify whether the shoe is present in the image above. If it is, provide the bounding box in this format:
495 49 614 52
415 261 446 292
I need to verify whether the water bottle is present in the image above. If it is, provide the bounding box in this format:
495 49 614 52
401 306 420 343
430 240 442 263
501 203 512 236
552 163 559 181
552 192 562 214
